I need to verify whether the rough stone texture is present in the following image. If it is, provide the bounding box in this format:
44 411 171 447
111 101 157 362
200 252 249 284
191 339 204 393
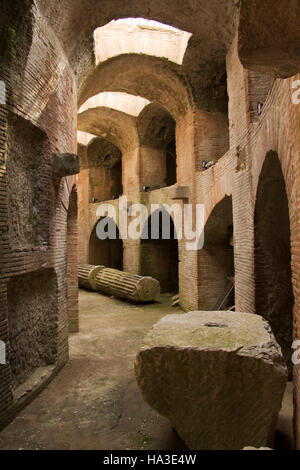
7 269 58 390
135 311 288 450
238 0 300 78
7 113 52 249
52 153 80 177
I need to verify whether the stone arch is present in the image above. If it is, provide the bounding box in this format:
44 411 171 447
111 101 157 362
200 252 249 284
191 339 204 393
254 151 294 373
140 207 178 293
89 217 123 270
77 106 139 153
67 185 79 333
35 1 238 104
78 54 194 120
198 195 234 310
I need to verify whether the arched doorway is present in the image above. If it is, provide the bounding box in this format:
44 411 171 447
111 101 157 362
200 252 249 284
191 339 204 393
254 151 294 373
89 217 123 270
198 195 234 310
141 208 178 293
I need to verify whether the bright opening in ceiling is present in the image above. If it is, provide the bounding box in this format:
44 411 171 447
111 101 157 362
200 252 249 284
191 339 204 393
111 18 181 32
94 17 192 65
77 131 98 146
78 92 150 117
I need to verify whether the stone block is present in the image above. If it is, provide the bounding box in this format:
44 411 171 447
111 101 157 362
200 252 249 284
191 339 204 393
53 153 80 177
135 310 288 450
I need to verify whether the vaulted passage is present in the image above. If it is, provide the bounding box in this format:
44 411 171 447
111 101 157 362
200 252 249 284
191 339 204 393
198 196 234 310
89 218 123 270
255 151 294 373
1 0 299 451
141 209 178 294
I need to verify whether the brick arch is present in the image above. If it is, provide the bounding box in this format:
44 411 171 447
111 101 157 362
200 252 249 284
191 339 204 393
198 195 234 310
254 151 294 374
36 0 238 109
140 207 178 293
77 106 139 153
78 54 194 121
89 217 123 270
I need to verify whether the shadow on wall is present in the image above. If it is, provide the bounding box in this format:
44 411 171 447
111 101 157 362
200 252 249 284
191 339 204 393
89 217 123 270
254 151 294 375
198 195 234 310
140 208 178 294
88 138 123 203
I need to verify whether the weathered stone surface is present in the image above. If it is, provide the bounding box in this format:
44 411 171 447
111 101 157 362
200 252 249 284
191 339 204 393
238 0 300 77
53 153 80 177
135 311 288 450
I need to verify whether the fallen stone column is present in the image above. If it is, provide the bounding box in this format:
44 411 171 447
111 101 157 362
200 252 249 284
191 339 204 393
78 264 104 291
95 268 160 303
135 311 288 450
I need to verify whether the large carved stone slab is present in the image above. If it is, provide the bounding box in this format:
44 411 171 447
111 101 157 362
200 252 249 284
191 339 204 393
135 311 288 450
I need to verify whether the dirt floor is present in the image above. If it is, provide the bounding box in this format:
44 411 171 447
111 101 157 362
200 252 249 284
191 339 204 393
0 289 294 450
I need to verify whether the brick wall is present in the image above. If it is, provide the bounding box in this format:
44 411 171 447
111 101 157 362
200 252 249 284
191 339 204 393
0 4 78 429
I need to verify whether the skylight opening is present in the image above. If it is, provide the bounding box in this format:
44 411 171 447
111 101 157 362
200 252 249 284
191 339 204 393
111 18 181 32
78 92 150 117
77 131 98 146
94 17 192 65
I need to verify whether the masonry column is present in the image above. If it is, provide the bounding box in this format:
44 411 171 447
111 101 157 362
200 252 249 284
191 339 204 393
176 109 229 311
122 147 141 273
77 144 90 264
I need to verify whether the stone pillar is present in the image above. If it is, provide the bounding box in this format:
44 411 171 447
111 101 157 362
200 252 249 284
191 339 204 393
77 145 90 264
227 35 274 148
122 145 168 276
176 109 229 311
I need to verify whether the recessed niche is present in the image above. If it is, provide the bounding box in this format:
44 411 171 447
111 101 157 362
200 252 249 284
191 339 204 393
7 269 58 389
6 113 52 249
